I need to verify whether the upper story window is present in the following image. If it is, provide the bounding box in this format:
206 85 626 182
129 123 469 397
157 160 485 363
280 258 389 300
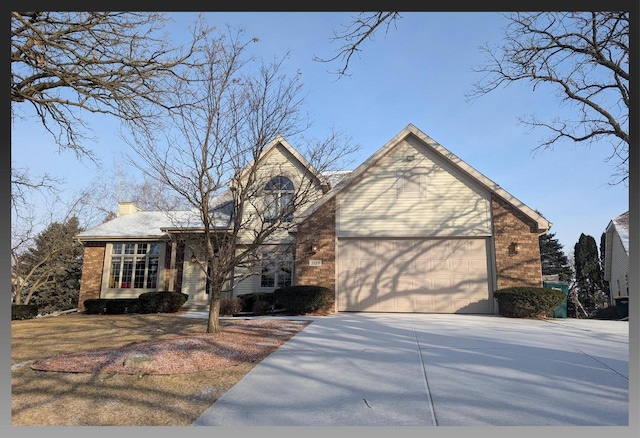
108 242 160 289
264 176 294 222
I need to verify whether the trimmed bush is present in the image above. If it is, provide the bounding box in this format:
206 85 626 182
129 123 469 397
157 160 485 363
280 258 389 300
137 292 188 314
273 285 332 315
83 299 109 314
494 287 566 318
238 292 275 312
84 298 139 314
12 304 39 320
252 300 272 315
220 297 242 315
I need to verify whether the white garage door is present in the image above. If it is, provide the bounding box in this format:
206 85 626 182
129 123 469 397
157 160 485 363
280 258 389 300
337 238 493 313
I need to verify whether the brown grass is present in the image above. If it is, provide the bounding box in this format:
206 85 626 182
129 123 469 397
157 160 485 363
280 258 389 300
11 312 310 426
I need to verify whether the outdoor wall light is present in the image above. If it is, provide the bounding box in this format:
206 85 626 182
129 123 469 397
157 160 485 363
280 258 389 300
509 242 520 255
310 244 318 254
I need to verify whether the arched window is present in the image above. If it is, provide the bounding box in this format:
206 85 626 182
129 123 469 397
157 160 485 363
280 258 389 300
264 176 294 222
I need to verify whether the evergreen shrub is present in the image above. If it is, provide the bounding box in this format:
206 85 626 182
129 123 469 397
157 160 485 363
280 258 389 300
273 285 332 315
11 304 39 320
238 292 275 312
494 287 566 318
137 292 188 313
84 298 139 314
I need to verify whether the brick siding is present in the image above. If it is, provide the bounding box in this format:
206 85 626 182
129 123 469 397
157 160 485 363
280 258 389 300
491 194 543 289
295 199 336 311
77 242 106 312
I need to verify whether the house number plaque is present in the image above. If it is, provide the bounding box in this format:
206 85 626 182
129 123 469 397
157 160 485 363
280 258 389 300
309 259 322 266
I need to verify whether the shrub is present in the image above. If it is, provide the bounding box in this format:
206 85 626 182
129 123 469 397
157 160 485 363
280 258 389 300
137 292 188 314
220 297 242 315
593 305 619 320
238 292 274 312
84 298 140 314
83 299 109 314
11 304 39 320
494 287 566 318
252 300 272 315
273 285 333 315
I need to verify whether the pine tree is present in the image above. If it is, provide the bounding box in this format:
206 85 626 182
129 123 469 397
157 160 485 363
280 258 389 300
574 233 607 314
13 217 84 314
539 232 573 282
600 232 611 296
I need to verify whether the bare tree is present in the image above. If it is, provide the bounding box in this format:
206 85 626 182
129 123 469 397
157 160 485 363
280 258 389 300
11 11 205 159
313 12 401 77
11 12 210 264
126 26 358 333
466 12 629 185
318 12 629 185
79 160 190 225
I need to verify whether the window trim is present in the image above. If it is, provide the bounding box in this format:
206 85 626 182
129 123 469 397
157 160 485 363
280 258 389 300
259 251 294 290
102 241 165 295
264 175 295 222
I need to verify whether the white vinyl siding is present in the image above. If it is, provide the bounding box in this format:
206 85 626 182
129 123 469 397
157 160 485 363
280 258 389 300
609 234 629 299
337 138 491 237
234 274 255 296
181 246 209 305
238 143 325 245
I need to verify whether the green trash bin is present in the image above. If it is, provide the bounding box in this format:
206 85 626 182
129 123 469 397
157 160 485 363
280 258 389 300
614 296 629 319
543 281 570 318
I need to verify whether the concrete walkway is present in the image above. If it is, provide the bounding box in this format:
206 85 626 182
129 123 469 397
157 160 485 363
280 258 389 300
188 313 629 426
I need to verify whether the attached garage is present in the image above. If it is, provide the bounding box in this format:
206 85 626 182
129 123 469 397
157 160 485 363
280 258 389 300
294 124 552 315
337 237 493 313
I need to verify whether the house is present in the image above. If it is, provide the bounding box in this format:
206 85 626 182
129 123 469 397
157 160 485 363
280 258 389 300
603 211 629 304
76 124 551 314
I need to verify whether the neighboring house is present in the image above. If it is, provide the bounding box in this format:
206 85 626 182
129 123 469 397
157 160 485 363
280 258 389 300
76 123 552 314
603 211 630 304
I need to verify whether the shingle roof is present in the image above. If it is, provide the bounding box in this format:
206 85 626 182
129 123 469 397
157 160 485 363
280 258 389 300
612 211 630 254
76 210 209 241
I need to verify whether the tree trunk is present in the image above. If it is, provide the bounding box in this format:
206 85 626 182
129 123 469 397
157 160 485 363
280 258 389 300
207 290 221 334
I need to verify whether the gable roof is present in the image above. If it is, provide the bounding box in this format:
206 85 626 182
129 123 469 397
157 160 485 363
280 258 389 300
603 211 630 281
296 123 551 233
606 211 630 254
233 135 330 191
612 211 630 252
76 137 339 242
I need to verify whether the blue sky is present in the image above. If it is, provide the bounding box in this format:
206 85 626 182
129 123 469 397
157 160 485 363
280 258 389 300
11 11 629 256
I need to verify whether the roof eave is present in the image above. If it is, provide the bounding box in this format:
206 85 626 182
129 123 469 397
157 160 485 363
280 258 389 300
76 234 170 243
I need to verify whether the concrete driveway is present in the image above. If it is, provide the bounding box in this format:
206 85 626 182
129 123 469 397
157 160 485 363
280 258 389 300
190 313 629 426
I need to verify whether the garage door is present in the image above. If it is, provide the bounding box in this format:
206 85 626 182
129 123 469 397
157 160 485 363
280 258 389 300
337 238 493 313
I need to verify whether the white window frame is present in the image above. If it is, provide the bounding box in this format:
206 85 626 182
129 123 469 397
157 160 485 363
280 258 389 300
102 242 164 294
259 251 294 290
264 176 295 222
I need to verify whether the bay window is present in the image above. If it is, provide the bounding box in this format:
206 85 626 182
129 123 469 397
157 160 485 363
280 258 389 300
108 242 161 289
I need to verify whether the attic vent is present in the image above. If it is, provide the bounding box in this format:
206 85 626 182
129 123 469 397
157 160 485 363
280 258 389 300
396 168 426 197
